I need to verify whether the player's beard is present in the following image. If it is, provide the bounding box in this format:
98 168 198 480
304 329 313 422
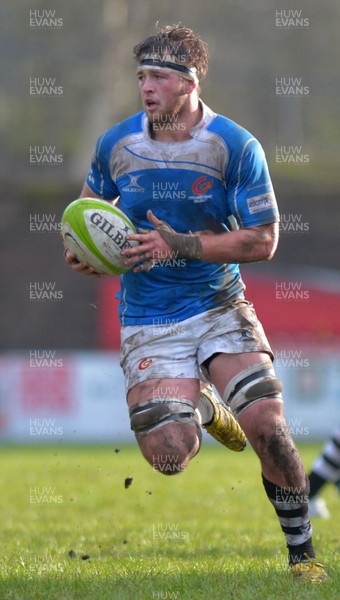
149 86 188 129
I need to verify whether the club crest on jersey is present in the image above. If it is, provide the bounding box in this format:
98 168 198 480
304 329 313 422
192 176 214 195
122 174 145 193
138 358 153 370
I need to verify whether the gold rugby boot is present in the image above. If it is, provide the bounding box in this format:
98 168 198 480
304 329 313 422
199 384 246 452
290 554 327 583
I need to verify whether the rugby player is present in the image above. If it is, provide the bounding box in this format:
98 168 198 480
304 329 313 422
308 426 340 519
64 24 326 582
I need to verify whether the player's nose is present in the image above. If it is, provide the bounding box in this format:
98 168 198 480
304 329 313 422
140 75 155 92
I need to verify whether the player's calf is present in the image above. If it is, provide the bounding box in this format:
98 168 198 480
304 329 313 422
240 402 306 488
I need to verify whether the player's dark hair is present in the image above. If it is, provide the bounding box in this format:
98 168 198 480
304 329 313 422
133 24 209 81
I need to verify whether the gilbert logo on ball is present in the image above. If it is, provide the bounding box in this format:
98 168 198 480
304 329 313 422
61 198 139 275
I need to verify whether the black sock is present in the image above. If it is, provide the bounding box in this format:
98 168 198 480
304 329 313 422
308 428 340 496
262 474 315 566
309 471 327 498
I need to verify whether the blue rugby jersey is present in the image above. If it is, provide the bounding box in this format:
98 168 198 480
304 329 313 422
86 101 279 325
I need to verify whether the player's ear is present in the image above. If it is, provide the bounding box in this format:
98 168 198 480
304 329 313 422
182 79 197 94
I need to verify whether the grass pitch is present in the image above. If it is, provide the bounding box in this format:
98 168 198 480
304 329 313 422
0 443 339 599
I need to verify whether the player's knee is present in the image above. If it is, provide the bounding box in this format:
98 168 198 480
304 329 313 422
139 422 200 475
239 400 285 454
129 398 201 475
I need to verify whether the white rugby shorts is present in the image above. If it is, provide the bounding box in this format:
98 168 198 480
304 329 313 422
120 299 273 392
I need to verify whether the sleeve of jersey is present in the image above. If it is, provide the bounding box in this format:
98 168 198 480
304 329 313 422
227 138 279 228
86 132 119 200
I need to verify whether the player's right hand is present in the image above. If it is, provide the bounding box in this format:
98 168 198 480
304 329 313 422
64 248 104 278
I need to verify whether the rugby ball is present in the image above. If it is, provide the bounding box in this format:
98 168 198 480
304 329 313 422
61 198 139 275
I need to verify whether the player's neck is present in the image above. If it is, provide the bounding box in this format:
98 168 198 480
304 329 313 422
150 98 202 142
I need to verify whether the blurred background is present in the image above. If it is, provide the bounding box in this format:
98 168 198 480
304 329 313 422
1 0 339 443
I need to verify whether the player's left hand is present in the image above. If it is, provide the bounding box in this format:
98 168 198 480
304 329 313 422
121 210 174 272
